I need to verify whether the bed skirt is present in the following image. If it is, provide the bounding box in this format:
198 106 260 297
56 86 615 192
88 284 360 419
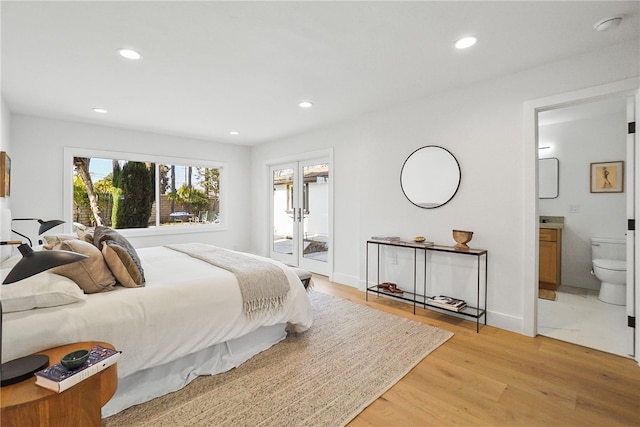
102 323 288 417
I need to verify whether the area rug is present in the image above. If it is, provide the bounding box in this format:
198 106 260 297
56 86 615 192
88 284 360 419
539 289 557 301
103 291 453 427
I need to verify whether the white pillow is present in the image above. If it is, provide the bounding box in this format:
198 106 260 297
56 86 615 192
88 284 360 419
1 257 87 313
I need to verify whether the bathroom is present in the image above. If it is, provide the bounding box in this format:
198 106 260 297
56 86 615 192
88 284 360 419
537 95 630 357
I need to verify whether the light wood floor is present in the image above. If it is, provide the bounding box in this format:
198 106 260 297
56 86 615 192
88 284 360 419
310 275 640 427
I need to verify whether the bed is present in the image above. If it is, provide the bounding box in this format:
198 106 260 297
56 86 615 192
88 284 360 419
1 239 313 417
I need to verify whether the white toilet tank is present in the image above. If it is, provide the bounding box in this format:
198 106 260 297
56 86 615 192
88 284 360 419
591 237 626 261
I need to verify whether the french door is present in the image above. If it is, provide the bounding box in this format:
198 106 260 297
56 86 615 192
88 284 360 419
270 158 331 276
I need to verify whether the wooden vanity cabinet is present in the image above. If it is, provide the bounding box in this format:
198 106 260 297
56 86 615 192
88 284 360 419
539 228 561 290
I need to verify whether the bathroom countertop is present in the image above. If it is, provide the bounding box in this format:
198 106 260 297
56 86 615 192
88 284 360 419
539 215 564 229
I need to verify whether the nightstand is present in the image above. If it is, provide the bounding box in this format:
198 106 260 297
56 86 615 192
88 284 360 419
0 341 118 427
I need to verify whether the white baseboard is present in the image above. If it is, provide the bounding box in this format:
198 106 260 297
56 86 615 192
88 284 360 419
329 272 359 288
486 311 523 335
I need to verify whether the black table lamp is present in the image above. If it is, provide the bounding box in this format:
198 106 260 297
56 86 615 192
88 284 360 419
1 242 88 386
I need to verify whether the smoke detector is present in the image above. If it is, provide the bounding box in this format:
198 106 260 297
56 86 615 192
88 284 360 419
593 16 623 32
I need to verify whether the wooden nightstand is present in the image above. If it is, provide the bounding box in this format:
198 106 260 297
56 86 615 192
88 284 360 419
0 341 118 427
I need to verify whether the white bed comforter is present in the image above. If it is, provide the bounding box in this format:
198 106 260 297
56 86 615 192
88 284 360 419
2 246 313 378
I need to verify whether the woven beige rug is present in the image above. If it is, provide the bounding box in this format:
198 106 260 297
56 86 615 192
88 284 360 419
103 291 453 427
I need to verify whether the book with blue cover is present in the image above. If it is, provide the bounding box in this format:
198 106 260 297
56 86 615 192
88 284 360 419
35 345 121 392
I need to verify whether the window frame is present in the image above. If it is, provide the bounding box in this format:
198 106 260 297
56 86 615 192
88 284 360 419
63 147 227 237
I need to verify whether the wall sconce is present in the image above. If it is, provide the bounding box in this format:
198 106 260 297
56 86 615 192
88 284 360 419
11 218 66 246
1 242 87 386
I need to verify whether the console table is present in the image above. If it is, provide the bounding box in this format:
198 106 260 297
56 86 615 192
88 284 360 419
366 239 488 332
0 341 118 427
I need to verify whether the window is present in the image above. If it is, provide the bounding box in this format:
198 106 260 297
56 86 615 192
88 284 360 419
66 149 224 232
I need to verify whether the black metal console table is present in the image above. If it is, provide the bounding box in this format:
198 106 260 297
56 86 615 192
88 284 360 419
365 239 488 332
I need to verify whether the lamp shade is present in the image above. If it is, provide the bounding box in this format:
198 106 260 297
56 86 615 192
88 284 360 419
37 219 65 235
2 244 88 284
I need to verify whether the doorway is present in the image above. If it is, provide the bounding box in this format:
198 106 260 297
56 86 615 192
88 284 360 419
269 157 332 276
529 84 638 359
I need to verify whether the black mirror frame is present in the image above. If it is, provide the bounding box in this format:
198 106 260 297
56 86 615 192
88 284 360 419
400 145 461 209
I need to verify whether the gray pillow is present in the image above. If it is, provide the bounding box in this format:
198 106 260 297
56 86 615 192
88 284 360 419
93 226 145 285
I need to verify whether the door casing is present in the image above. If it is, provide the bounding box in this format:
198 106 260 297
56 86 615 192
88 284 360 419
523 77 639 364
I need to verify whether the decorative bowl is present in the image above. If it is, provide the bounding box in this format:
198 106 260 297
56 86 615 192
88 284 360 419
61 349 90 370
413 236 426 243
452 229 473 250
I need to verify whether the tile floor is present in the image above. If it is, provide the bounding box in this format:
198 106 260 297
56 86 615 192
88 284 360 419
538 285 630 357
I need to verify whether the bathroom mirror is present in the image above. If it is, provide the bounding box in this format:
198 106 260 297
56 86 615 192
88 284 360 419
539 157 559 199
400 145 461 208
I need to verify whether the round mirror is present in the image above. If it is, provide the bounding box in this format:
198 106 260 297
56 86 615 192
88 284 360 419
400 145 461 209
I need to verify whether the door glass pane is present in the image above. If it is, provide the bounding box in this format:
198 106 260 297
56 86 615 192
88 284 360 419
273 167 294 255
302 163 329 263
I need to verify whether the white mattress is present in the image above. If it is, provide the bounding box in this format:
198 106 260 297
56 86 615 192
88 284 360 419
2 246 313 379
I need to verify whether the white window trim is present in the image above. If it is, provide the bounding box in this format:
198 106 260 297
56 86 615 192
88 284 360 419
63 147 227 237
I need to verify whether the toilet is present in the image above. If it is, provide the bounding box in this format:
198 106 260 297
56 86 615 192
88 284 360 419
591 237 626 305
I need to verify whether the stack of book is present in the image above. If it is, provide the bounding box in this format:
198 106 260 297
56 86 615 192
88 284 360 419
371 235 400 242
426 295 467 312
35 345 121 393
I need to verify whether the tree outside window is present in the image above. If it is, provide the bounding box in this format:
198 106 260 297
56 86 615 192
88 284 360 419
73 156 221 229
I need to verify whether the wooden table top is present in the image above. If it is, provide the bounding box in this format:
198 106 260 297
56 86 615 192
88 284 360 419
0 341 118 409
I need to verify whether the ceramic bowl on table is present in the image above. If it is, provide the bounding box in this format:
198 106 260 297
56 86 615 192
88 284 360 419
452 230 473 250
61 349 90 370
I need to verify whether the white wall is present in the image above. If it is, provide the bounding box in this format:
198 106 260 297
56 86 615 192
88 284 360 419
9 115 253 251
1 97 12 260
251 39 639 334
539 106 627 291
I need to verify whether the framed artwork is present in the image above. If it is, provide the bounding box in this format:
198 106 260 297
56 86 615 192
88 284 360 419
590 161 623 193
0 151 10 197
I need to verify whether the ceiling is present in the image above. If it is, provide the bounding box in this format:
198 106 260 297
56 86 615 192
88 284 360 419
2 1 639 146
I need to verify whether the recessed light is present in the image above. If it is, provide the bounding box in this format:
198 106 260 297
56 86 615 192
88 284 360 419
454 36 477 49
229 131 240 135
92 108 108 114
118 48 142 60
298 101 313 108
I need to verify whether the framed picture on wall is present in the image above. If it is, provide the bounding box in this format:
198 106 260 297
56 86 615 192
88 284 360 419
0 151 10 197
590 160 624 193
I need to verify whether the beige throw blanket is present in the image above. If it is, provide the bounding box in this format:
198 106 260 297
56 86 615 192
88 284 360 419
165 243 290 318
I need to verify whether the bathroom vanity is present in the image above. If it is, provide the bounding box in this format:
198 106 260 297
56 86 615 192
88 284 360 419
539 217 563 291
